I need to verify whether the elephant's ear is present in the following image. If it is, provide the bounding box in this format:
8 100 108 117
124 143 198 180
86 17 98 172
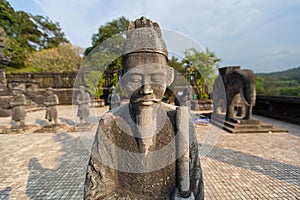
231 69 245 82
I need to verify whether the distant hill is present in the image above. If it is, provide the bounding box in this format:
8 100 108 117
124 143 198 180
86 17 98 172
257 66 300 83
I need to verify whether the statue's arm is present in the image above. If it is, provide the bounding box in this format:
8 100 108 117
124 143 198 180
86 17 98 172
107 94 111 103
116 94 121 103
84 115 118 199
54 94 59 105
76 94 82 105
189 119 204 200
82 93 90 104
44 94 59 106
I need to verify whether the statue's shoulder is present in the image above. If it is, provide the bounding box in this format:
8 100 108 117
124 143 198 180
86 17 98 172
99 111 115 125
19 94 26 100
160 102 177 126
99 103 128 124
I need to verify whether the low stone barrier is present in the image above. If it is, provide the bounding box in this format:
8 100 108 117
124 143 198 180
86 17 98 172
191 99 213 110
253 95 300 125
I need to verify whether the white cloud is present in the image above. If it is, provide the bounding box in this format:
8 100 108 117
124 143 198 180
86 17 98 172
31 0 300 73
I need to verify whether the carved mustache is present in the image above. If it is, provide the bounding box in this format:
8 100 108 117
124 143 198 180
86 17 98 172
132 98 161 104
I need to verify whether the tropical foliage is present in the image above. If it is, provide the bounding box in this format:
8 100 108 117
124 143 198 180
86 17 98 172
182 48 222 99
82 17 129 97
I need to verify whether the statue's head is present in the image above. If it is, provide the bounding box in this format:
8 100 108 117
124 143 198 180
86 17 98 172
46 87 54 95
120 17 174 107
79 85 85 93
12 88 22 96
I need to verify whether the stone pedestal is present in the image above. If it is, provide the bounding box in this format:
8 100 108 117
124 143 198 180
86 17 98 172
209 113 288 134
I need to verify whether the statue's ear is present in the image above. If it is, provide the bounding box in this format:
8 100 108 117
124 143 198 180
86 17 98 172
166 67 174 86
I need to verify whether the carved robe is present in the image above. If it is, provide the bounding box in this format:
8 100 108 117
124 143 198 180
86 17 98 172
108 93 121 110
77 92 90 119
44 94 59 120
84 103 204 200
11 94 26 121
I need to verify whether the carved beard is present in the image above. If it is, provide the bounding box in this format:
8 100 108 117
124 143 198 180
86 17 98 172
135 105 157 154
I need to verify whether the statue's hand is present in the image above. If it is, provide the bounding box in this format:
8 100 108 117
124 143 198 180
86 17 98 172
173 188 195 200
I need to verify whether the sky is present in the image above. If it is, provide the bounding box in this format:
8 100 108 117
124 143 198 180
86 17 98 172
7 0 300 73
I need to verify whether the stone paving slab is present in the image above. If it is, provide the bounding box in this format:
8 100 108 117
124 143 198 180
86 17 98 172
0 106 299 199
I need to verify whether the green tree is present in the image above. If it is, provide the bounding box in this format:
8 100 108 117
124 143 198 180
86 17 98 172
183 48 221 99
84 16 129 57
0 0 16 35
167 56 189 97
84 71 105 99
25 44 83 72
0 0 68 69
31 15 68 49
168 56 185 71
256 75 265 94
82 17 129 98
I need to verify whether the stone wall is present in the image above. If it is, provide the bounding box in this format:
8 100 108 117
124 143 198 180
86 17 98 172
6 70 118 89
254 95 300 125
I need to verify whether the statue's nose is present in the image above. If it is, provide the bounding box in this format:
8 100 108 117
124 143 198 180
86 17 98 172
140 84 153 94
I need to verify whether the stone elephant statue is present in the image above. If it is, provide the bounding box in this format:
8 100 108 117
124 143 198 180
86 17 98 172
213 66 256 120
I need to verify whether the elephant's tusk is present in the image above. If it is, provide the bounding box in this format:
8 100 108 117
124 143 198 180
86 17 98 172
240 88 250 106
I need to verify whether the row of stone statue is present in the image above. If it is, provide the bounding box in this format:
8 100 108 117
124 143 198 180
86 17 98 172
9 85 122 129
10 87 59 128
5 16 258 199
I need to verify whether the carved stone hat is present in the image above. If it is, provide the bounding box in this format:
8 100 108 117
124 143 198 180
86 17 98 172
46 87 54 91
122 16 168 58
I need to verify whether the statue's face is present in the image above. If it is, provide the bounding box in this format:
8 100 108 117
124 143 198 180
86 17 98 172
121 53 173 107
12 89 18 95
79 87 85 93
46 90 53 95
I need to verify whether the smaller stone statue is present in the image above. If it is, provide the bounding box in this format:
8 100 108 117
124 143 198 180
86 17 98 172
175 87 191 107
76 86 90 124
107 86 121 110
44 87 59 124
10 88 26 128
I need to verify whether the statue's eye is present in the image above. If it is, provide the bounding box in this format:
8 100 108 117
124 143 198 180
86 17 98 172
151 75 164 82
131 79 141 83
128 75 142 84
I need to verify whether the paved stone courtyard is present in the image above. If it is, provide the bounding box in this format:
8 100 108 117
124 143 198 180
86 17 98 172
0 105 299 199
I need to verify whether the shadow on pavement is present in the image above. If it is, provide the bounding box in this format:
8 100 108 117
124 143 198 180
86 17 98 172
0 187 11 200
26 132 90 199
203 144 300 186
35 119 48 127
59 117 76 126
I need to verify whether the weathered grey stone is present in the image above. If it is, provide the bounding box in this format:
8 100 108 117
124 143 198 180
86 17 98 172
214 66 256 120
76 86 90 124
10 88 26 128
84 17 204 200
107 87 121 110
44 87 59 124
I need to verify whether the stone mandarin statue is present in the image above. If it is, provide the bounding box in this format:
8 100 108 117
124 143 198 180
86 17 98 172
107 86 121 110
10 88 26 128
84 17 204 200
44 87 59 124
76 85 90 124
